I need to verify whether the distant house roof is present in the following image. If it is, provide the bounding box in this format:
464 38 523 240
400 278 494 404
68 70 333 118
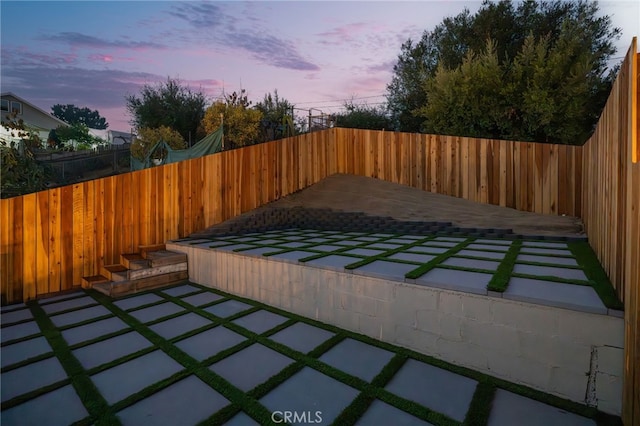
1 92 69 129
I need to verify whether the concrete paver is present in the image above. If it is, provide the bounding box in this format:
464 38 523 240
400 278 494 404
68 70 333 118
488 389 595 426
128 302 184 323
1 321 41 343
210 343 294 391
116 375 228 426
41 296 96 315
1 336 52 368
204 300 252 318
91 350 183 404
1 384 88 426
149 312 212 339
319 338 394 382
175 326 246 361
50 305 111 328
1 357 67 403
260 367 359 424
356 400 433 425
161 284 200 297
505 277 606 314
232 310 289 334
61 316 129 346
416 268 492 294
181 291 223 307
114 293 164 310
269 322 335 353
352 260 418 281
385 359 477 423
73 331 152 370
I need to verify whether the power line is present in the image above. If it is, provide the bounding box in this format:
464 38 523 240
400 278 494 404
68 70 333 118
292 94 387 106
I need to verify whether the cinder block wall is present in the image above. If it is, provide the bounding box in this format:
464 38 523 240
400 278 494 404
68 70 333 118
168 243 624 415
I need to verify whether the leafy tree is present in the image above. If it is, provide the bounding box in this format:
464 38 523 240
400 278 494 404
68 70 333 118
126 77 207 144
54 123 103 148
130 126 186 161
255 90 297 141
51 104 109 129
418 26 598 144
201 90 262 149
334 101 393 131
387 0 620 136
1 112 50 197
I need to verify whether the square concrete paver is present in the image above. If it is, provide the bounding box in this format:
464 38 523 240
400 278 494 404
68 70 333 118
457 249 506 260
474 239 512 246
423 241 458 248
333 240 367 247
517 254 579 266
466 243 510 252
274 241 309 249
352 260 418 281
1 336 52 368
260 367 358 424
149 312 212 339
181 291 223 307
384 238 418 245
513 264 588 281
356 400 433 425
1 308 33 325
50 305 111 328
232 310 289 334
505 277 606 314
385 359 477 422
225 412 260 425
416 268 492 295
488 389 595 426
204 300 253 318
91 350 184 404
1 357 68 402
240 247 281 257
268 250 319 262
519 247 573 256
41 296 96 315
1 321 41 343
129 302 184 323
352 236 384 242
36 291 84 304
408 246 449 255
210 343 294 391
306 255 361 270
521 241 568 249
216 243 255 252
114 293 164 310
364 242 403 250
442 257 500 271
269 322 335 353
162 284 200 297
73 331 152 370
61 316 129 346
251 239 283 245
319 338 394 382
1 303 25 312
434 237 467 242
388 252 436 264
342 248 387 257
305 244 344 252
1 384 88 426
176 326 246 361
117 375 228 426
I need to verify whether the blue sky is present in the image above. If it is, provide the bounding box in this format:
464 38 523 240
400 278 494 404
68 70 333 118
1 1 638 131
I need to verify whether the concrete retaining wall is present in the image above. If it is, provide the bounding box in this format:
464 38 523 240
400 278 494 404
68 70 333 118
168 243 624 415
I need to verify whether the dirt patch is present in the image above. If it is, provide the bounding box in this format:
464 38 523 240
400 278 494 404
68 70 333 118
201 173 584 237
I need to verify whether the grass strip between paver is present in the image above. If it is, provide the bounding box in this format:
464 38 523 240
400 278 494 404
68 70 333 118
24 300 120 426
486 239 522 292
569 242 623 310
404 238 476 279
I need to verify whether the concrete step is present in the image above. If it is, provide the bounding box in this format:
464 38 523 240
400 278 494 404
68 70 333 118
91 271 189 298
120 253 149 270
127 262 188 280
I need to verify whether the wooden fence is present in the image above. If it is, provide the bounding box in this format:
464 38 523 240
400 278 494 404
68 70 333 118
0 130 583 304
0 37 637 425
580 39 639 426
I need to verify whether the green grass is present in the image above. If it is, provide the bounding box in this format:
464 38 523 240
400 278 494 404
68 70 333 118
569 242 623 310
486 239 522 292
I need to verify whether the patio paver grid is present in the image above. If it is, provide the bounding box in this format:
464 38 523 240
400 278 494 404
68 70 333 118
178 228 621 314
0 283 605 425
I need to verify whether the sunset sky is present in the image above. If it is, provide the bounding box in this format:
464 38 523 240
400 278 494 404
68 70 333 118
1 1 638 131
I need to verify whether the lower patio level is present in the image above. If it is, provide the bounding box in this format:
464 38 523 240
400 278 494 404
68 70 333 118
1 282 618 425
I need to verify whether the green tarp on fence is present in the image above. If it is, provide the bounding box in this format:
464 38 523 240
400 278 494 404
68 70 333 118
131 126 223 171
